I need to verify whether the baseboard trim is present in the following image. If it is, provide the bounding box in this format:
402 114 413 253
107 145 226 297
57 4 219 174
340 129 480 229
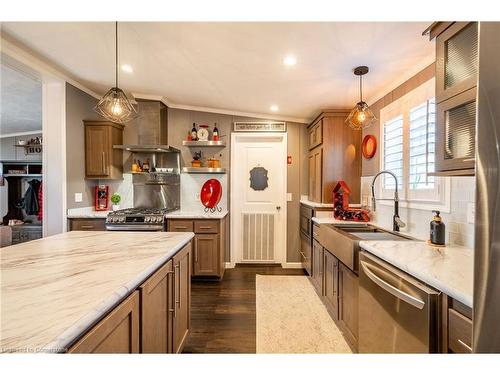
224 262 235 269
282 262 304 269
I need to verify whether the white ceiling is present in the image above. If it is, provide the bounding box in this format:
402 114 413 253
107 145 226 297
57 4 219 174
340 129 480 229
0 61 42 136
1 22 435 122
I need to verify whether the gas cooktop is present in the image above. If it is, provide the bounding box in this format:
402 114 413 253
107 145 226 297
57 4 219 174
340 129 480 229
106 208 169 231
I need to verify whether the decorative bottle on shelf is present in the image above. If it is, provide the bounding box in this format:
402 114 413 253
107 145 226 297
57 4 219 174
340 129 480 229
213 123 219 141
142 158 150 172
191 123 198 141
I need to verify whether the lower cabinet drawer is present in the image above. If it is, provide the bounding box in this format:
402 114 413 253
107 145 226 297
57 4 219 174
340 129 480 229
448 308 472 353
168 220 194 232
194 220 219 234
69 219 106 231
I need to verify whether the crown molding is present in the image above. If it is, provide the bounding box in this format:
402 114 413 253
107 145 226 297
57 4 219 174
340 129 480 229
131 92 309 124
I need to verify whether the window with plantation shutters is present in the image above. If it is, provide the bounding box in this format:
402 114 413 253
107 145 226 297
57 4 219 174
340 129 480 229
409 99 436 190
379 78 450 211
383 115 403 190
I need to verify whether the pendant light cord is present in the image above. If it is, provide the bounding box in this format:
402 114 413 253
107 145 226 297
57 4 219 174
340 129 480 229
359 74 363 103
115 21 118 88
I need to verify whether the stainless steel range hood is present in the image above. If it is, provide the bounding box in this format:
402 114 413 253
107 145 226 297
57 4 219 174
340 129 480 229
114 100 178 153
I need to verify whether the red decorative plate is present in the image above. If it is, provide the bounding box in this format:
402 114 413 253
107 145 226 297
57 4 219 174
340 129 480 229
200 179 222 209
362 135 377 159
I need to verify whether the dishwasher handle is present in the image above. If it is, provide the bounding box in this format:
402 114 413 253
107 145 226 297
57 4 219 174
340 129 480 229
360 260 426 310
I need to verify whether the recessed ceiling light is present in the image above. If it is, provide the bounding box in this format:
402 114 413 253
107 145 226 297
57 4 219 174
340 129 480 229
121 64 133 73
283 55 297 66
270 105 279 112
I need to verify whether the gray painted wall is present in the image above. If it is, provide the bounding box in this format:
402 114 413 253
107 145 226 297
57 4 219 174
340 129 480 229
167 108 308 263
65 83 104 209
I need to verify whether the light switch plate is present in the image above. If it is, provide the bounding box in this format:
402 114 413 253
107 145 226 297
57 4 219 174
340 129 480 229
287 193 292 202
74 193 83 203
467 202 475 224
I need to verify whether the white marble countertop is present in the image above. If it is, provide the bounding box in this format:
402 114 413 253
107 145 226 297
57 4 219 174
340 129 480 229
164 209 228 219
0 231 194 353
299 199 334 209
66 206 113 219
359 240 473 308
312 216 371 225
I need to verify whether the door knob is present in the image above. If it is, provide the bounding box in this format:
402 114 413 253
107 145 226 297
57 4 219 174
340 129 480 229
276 206 281 210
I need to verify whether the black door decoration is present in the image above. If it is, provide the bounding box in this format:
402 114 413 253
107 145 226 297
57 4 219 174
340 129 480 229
249 166 268 191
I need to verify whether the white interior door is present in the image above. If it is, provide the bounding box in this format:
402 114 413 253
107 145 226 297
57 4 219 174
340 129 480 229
230 133 287 265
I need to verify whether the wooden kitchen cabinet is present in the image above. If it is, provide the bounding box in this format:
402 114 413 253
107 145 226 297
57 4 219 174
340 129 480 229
84 121 124 180
308 118 323 150
440 294 473 353
193 234 219 276
308 148 322 203
173 243 191 354
429 22 478 176
323 249 339 320
69 291 140 353
311 239 324 296
139 260 173 353
68 242 192 354
68 218 106 231
168 217 226 279
338 263 359 348
307 110 361 203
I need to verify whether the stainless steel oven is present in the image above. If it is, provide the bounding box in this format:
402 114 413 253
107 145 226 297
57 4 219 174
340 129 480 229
358 251 440 353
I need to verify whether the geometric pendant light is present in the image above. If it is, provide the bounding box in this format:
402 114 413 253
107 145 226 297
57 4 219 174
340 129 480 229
94 22 138 124
345 66 377 130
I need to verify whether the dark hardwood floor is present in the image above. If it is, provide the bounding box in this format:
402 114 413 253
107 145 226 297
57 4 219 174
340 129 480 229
183 264 306 353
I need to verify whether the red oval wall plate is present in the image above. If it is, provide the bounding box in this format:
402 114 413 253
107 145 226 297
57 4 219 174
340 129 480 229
200 179 222 209
362 135 377 159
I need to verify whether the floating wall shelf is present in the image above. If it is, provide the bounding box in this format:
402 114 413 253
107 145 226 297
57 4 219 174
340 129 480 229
182 167 226 174
182 140 226 147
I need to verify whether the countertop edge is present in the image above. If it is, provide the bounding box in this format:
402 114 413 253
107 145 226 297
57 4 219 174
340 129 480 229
359 241 472 308
164 210 229 219
42 232 195 353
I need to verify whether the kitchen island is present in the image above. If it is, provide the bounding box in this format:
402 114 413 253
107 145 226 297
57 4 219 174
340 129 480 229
0 231 194 353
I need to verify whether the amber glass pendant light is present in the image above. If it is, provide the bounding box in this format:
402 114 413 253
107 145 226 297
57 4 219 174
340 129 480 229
345 66 376 130
94 22 138 124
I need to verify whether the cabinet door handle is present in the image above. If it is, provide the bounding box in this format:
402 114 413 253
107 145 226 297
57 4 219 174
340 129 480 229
173 264 179 317
174 264 181 311
463 158 474 162
101 152 106 174
195 246 198 262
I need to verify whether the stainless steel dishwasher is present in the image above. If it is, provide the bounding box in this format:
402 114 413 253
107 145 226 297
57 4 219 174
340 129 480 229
358 251 440 353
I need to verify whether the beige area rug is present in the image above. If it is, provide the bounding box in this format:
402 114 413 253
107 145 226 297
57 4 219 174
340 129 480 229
256 275 352 354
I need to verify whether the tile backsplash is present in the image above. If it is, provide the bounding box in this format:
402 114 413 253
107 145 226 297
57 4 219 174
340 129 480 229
361 176 475 248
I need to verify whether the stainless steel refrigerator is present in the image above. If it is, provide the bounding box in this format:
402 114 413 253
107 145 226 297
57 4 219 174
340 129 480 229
473 21 500 352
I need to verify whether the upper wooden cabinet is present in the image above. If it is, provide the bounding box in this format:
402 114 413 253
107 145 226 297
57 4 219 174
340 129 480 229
308 119 323 150
307 110 361 203
431 22 478 176
436 22 478 103
84 121 124 179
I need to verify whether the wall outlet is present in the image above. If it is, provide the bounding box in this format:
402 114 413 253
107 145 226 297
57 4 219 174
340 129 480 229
287 193 292 202
362 195 369 207
467 202 475 224
195 193 200 201
74 193 83 203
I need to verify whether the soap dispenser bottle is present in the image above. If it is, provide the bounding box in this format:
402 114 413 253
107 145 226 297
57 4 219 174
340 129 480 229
430 210 446 245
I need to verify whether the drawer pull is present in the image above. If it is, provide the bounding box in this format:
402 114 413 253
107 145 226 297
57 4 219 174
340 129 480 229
458 339 472 352
198 226 213 229
174 226 187 229
80 225 94 229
